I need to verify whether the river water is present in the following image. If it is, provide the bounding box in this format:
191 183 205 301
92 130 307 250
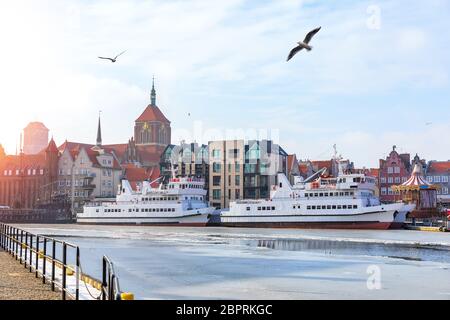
16 225 450 300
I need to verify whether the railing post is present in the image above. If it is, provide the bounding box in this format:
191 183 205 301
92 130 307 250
24 232 28 269
14 228 18 260
102 258 107 301
62 243 67 301
76 247 80 301
43 238 47 284
6 225 10 253
29 234 33 273
0 224 3 249
19 230 23 264
35 236 40 278
51 240 56 292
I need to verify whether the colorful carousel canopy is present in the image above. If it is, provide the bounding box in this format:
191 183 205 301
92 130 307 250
393 164 439 192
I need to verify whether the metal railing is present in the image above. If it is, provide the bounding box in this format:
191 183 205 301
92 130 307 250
0 223 125 300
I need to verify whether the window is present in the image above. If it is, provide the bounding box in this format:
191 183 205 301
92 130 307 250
388 177 393 184
427 176 433 183
228 149 240 159
212 176 221 187
434 176 441 183
212 150 221 159
213 163 221 173
395 177 401 184
394 167 400 174
388 167 393 174
443 187 449 195
380 177 386 184
235 175 241 186
213 190 221 200
442 176 449 183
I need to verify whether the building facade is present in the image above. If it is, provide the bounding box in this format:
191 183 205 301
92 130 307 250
425 161 450 208
160 142 209 189
379 146 413 203
208 140 288 209
56 118 122 210
209 140 245 209
243 140 288 200
0 139 59 209
23 122 49 155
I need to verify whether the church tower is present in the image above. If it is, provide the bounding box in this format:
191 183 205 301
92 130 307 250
134 78 171 149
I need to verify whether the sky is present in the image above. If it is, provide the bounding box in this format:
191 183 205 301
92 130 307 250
0 0 449 168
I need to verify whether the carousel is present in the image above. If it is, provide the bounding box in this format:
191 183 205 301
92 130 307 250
393 163 444 224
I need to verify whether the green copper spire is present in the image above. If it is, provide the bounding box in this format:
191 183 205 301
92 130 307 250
151 76 157 106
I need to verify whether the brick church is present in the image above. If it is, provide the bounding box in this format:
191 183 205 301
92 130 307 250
105 80 171 168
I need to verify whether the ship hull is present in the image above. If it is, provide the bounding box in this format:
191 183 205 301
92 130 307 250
221 207 400 230
77 208 214 227
221 221 392 230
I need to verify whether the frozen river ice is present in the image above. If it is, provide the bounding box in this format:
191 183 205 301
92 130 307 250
16 225 450 300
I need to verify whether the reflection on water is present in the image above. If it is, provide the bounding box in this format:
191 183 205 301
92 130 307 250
251 238 450 264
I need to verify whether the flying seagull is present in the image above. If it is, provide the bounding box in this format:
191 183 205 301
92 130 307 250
98 50 127 63
287 27 321 62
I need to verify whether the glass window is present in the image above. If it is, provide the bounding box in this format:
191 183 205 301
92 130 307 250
212 150 221 159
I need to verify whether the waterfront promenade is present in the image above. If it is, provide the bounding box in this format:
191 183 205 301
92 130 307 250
0 250 60 300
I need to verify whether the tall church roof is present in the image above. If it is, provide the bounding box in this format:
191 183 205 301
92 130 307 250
135 78 170 124
136 105 171 124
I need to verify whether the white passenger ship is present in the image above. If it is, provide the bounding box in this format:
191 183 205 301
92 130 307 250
78 177 215 226
221 171 408 230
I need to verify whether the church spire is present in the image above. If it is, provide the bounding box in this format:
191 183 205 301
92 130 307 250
96 112 102 147
151 76 157 106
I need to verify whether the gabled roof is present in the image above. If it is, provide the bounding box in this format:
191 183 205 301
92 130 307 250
427 161 450 174
58 141 122 170
46 138 59 153
136 105 170 124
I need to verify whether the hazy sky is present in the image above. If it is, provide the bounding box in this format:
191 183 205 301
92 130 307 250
0 0 449 167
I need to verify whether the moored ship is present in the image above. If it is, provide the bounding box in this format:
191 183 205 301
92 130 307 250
78 177 215 226
221 169 408 230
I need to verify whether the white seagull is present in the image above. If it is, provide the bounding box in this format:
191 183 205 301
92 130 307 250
98 50 127 63
287 27 321 62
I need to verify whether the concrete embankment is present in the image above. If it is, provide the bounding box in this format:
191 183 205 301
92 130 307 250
0 250 60 300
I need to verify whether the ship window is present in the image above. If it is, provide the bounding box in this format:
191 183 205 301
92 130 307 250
316 206 320 210
345 192 349 196
327 205 332 210
292 206 296 209
332 205 337 210
322 206 326 210
337 205 342 209
343 205 347 209
272 207 276 211
258 207 261 211
311 206 316 210
324 193 329 197
314 193 318 197
307 206 311 210
319 193 324 197
96 209 99 213
353 205 358 209
246 207 251 211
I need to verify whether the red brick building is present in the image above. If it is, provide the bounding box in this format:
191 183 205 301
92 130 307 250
0 139 59 209
379 146 413 203
104 80 171 169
